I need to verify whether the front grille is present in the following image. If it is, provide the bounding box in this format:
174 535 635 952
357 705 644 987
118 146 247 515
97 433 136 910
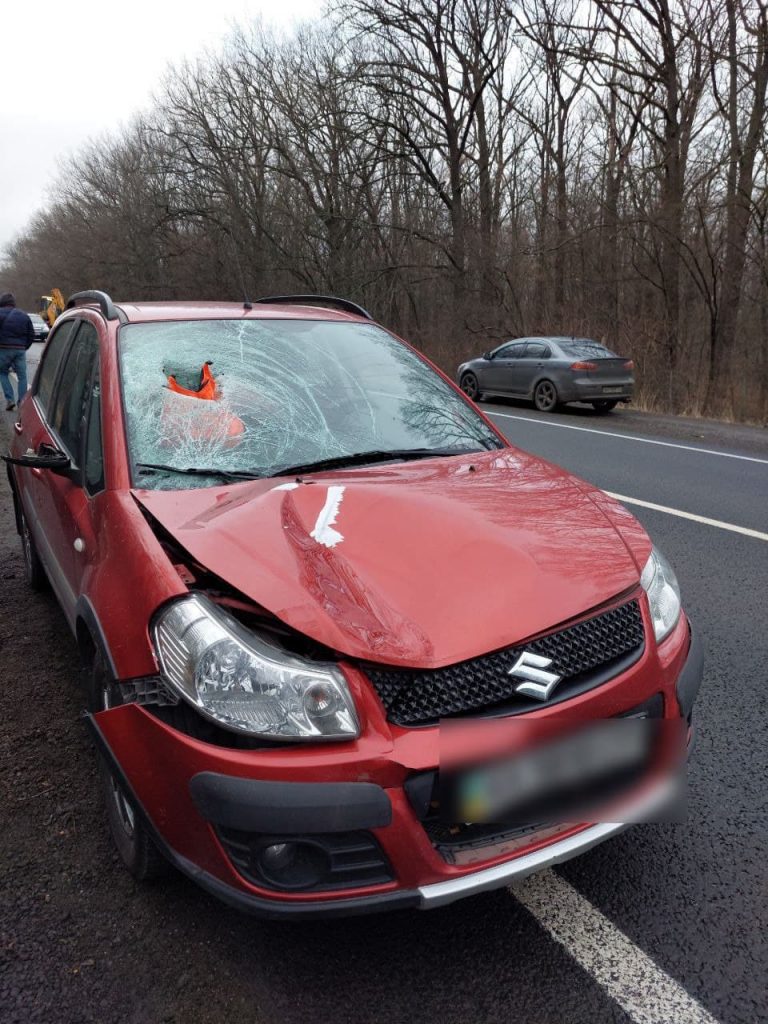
365 599 644 727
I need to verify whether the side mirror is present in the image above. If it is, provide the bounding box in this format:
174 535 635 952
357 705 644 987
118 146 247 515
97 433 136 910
483 351 492 360
3 445 71 475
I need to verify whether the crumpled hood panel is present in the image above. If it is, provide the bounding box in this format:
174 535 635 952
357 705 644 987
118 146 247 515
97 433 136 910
133 450 647 668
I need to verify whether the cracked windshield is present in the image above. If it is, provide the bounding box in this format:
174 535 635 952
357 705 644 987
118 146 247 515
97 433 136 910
119 318 501 488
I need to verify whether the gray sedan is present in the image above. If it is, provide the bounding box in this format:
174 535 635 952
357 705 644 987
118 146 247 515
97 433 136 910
457 337 635 414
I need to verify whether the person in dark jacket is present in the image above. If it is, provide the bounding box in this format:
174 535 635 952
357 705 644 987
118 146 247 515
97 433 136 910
0 292 35 410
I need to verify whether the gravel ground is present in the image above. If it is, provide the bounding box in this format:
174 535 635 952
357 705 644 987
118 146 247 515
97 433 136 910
0 481 174 1024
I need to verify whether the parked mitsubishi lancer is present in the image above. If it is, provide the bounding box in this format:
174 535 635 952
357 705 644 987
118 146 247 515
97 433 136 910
4 290 701 917
458 336 635 413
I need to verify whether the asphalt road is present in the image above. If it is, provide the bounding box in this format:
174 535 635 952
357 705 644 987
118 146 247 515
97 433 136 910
1 393 766 1024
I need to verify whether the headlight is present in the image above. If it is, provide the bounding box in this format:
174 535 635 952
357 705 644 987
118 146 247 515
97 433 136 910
640 547 681 643
153 595 359 741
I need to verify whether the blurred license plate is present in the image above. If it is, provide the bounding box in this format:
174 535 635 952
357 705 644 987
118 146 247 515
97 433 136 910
454 720 651 823
603 386 622 393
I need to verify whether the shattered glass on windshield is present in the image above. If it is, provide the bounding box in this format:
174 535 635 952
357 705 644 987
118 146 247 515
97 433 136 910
119 318 500 489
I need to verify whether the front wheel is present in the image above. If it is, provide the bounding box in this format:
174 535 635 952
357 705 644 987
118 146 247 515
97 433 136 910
533 380 558 413
19 505 47 591
91 652 167 882
591 400 618 414
460 372 482 401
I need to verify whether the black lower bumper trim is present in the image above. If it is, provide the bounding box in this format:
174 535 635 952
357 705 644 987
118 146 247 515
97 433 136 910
175 851 418 919
676 623 703 719
189 772 392 834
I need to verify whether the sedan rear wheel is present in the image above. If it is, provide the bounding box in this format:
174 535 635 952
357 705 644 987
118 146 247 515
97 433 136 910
533 379 558 413
460 372 481 401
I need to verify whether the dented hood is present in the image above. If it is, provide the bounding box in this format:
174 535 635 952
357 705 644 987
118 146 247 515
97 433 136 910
132 450 647 668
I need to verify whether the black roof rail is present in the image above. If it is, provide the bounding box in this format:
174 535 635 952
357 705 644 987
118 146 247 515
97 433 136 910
65 290 123 322
254 294 373 320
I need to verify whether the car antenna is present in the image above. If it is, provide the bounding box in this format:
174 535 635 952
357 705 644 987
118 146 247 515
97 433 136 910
237 267 252 311
224 226 253 310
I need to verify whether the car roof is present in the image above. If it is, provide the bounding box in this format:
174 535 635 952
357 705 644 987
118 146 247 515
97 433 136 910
507 342 606 350
548 339 606 348
113 301 365 324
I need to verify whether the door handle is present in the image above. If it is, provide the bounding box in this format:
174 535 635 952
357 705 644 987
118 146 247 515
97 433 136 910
31 467 43 478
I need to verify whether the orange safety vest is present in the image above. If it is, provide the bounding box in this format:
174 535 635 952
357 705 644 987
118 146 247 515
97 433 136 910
166 361 218 401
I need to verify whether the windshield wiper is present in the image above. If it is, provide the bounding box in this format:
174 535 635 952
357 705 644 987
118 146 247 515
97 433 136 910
134 462 264 481
269 447 491 478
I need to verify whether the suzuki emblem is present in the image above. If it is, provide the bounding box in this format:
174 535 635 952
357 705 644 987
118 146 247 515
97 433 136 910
508 651 562 701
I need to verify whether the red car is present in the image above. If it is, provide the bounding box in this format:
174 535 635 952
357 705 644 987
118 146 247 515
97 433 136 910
5 290 702 917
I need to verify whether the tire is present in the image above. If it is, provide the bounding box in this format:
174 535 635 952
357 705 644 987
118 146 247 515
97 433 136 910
460 372 482 401
533 379 558 413
591 400 618 414
90 651 167 882
18 504 47 591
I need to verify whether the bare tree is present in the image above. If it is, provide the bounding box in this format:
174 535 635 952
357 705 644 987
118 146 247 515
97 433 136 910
703 0 768 413
2 0 766 420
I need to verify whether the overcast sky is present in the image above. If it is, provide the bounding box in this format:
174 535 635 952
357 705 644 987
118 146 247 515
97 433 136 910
0 0 321 252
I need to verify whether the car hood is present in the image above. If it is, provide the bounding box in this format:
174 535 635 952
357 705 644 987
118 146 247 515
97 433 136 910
132 450 648 668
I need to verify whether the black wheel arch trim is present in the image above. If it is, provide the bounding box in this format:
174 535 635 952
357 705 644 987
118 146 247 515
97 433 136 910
85 713 417 918
189 771 393 834
75 596 119 679
676 621 703 720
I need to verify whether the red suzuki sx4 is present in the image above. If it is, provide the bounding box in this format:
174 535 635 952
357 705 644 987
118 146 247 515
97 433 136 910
5 291 702 917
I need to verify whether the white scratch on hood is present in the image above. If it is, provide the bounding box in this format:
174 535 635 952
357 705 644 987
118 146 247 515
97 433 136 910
273 481 300 491
311 485 346 548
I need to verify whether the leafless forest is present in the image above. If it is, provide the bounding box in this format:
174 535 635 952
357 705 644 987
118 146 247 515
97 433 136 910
3 0 767 420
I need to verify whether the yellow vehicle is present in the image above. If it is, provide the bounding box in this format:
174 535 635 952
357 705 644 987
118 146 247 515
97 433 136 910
40 289 66 328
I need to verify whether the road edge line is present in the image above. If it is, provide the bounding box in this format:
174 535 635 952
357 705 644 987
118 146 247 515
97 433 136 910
604 492 768 541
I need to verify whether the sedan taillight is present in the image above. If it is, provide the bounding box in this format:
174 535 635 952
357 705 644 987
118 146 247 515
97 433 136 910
570 361 597 371
623 360 635 370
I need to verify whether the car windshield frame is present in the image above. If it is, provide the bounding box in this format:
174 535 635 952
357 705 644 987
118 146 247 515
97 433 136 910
117 317 504 490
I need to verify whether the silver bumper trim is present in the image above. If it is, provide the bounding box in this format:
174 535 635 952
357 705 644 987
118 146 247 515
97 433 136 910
417 779 675 909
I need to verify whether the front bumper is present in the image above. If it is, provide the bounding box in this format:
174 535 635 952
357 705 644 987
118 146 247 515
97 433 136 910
89 614 702 918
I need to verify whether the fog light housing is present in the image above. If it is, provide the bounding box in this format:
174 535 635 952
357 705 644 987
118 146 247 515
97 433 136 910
217 827 394 892
256 840 329 890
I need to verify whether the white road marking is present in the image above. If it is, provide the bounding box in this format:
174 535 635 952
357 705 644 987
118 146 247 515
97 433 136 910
485 410 768 465
512 870 721 1024
605 491 768 542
